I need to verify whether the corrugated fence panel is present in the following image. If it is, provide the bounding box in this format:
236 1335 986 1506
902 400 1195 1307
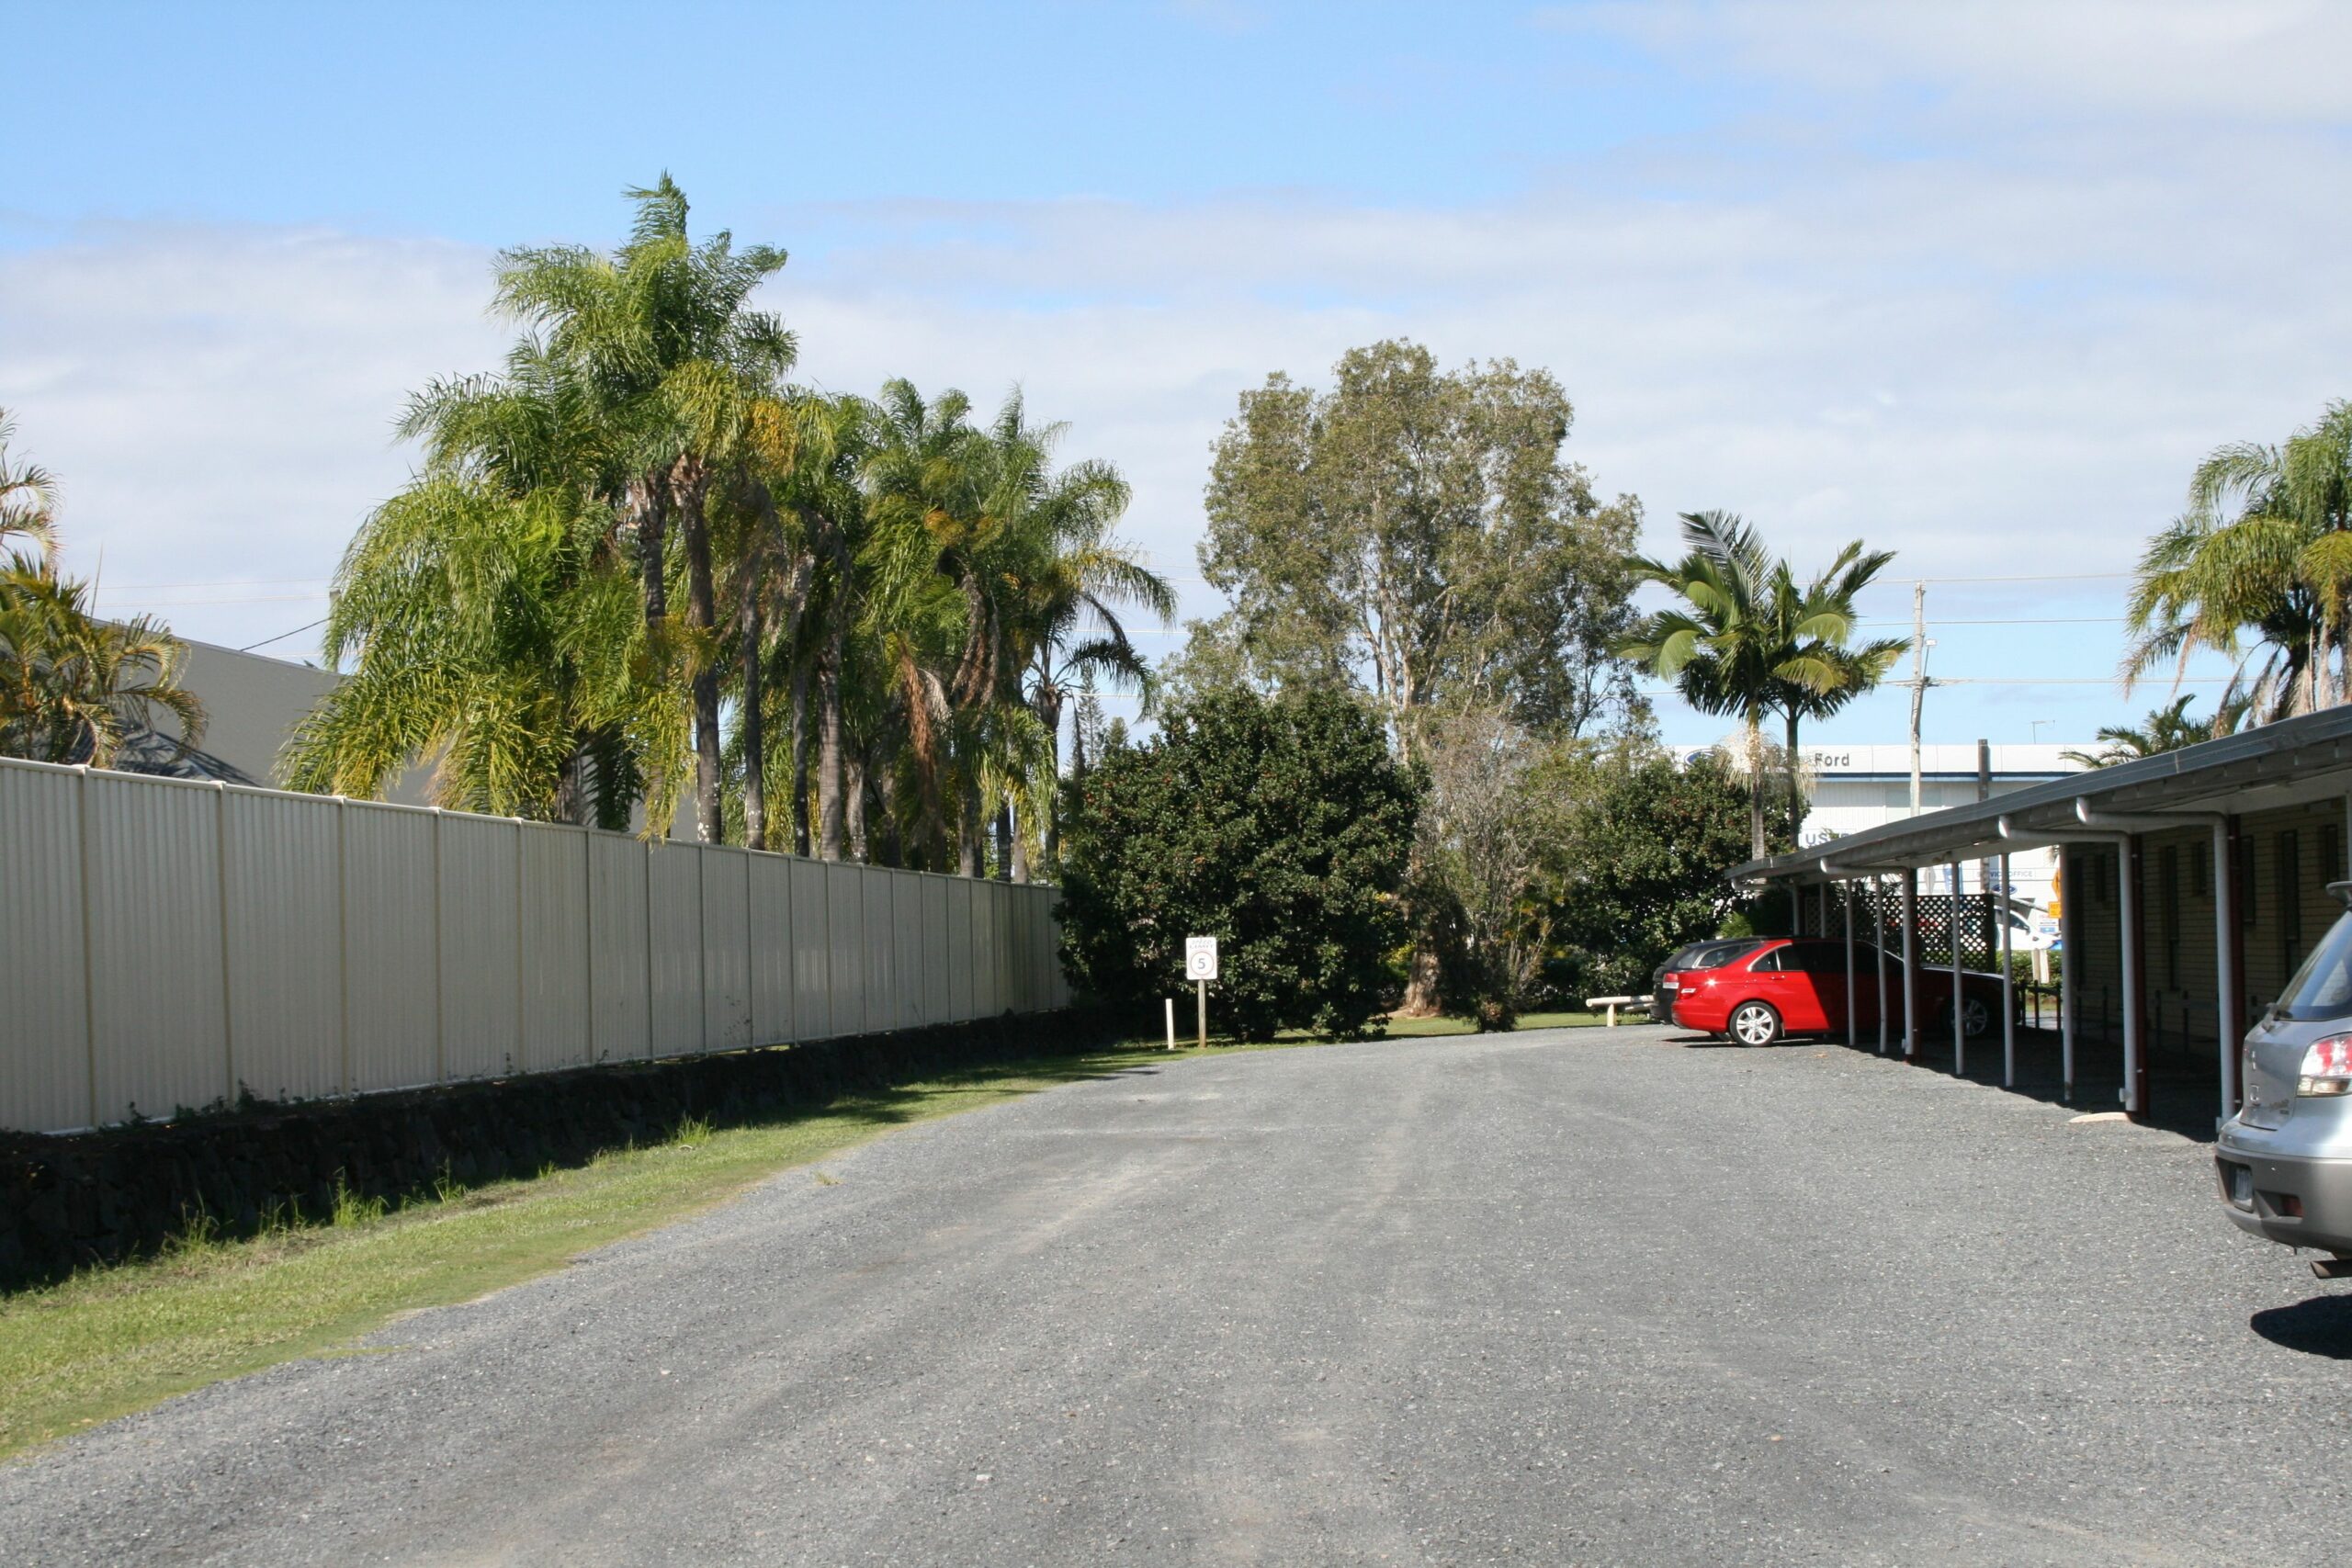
856 867 888 1032
0 763 92 1131
587 835 650 1062
1039 888 1058 1010
702 849 752 1052
999 882 1023 1012
971 879 1000 1019
0 760 1076 1132
790 857 831 1041
922 876 951 1026
343 805 438 1093
891 874 922 1031
1048 891 1071 1008
949 877 977 1021
747 852 795 1045
438 814 520 1079
1015 887 1041 1014
826 863 865 1037
647 846 704 1057
220 789 342 1102
85 773 227 1122
520 825 591 1074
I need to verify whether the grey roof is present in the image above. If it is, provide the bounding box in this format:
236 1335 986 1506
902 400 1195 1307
1733 705 2352 885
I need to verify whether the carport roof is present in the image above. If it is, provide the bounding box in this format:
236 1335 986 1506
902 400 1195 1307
1731 704 2352 886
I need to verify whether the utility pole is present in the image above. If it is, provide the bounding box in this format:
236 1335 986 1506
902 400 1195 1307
1908 581 1931 818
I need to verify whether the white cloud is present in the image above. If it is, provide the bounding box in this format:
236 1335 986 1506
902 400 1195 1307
4 5 2347 722
0 225 508 655
1549 0 2352 123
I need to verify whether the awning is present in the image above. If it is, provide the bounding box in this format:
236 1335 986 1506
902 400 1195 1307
1732 705 2352 886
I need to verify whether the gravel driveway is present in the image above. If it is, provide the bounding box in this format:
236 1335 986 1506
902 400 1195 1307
3 1025 2346 1566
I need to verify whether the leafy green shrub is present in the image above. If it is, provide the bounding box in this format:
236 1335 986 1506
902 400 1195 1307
1055 688 1419 1040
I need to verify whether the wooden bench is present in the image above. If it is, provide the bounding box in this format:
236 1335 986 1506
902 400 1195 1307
1584 995 1650 1028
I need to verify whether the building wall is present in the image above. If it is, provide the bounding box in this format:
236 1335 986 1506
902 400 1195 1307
2064 800 2352 1055
1781 744 2091 913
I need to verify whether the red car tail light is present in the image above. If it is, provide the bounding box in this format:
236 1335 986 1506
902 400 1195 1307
2297 1034 2352 1097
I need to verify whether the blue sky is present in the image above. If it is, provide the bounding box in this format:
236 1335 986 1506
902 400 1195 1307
7 1 2352 750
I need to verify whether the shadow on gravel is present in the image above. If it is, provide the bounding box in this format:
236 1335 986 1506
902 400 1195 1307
2249 1294 2352 1358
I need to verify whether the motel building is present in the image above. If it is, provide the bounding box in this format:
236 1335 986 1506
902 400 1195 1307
1728 707 2352 1132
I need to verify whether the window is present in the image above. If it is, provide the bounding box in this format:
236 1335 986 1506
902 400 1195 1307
2273 906 2352 1021
2239 832 2257 929
1747 945 1784 972
1793 943 1854 976
2283 829 2304 974
2094 848 2111 906
2161 845 2180 990
2191 847 2209 901
2325 822 2343 886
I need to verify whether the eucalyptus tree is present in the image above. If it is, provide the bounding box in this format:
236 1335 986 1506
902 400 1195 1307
1616 512 1904 860
2126 399 2352 721
1201 339 1644 757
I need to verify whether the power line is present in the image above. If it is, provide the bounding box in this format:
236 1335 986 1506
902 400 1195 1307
237 617 329 653
95 576 333 592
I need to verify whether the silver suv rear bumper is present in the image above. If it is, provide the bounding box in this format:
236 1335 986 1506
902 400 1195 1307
2216 1122 2352 1254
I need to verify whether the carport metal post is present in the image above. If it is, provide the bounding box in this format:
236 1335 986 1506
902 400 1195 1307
2060 847 2079 1102
1876 876 1890 1055
1843 878 1857 1048
1999 851 2016 1088
1902 869 1920 1060
2222 818 2244 1120
1950 858 1966 1077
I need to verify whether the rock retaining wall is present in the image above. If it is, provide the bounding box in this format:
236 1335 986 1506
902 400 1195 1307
0 1008 1128 1292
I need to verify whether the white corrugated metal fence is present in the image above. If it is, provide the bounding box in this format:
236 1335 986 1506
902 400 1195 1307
0 756 1071 1134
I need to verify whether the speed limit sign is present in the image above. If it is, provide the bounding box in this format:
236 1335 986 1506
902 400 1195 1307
1184 936 1219 982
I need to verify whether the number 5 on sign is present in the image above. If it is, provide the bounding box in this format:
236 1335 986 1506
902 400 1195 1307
1184 936 1217 1048
1184 936 1219 982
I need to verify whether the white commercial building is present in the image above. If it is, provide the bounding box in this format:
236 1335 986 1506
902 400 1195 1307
1687 741 2096 918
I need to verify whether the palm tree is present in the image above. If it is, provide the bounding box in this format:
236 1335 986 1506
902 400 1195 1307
0 409 59 565
281 476 661 822
861 379 994 871
0 415 205 769
767 390 877 859
0 568 206 768
990 402 1171 878
480 175 794 840
2126 399 2352 723
1764 547 1906 845
1616 512 1905 859
2060 694 2233 768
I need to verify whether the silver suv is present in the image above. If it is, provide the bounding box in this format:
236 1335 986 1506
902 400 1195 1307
2217 886 2352 1271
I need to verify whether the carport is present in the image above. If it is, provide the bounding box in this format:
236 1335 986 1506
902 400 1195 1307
1728 706 2352 1127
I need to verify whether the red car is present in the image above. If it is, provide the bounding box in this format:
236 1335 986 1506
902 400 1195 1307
1666 937 2006 1047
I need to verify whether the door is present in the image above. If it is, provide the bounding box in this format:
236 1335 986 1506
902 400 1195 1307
1792 941 1877 1032
1744 944 1829 1033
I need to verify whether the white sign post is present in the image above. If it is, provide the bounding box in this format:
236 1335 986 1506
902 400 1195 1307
1184 936 1218 1047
